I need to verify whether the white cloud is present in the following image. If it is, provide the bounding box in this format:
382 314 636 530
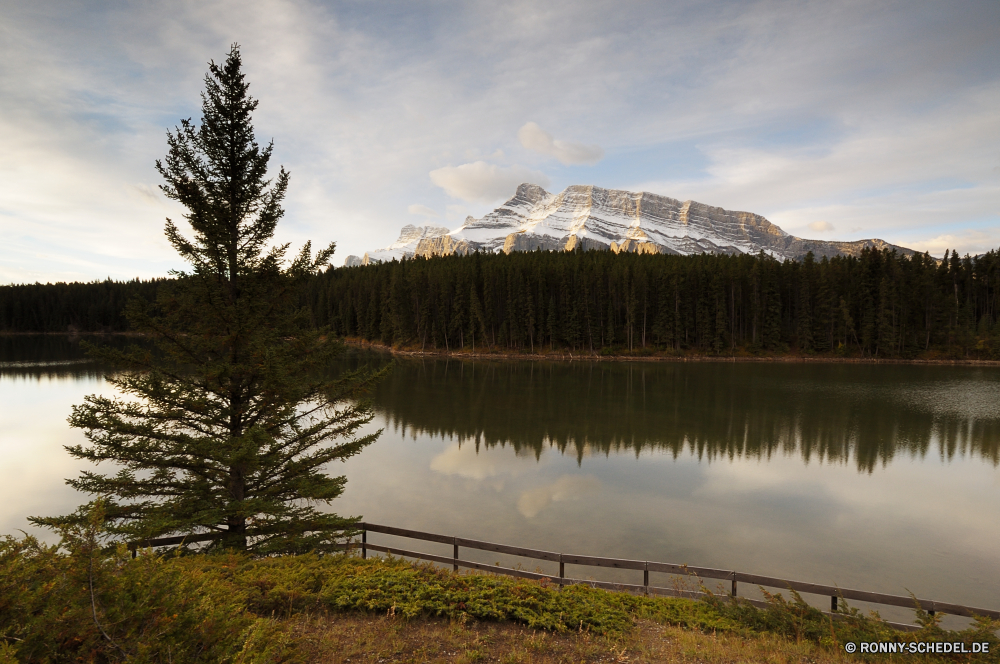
696 452 1000 545
907 230 1000 257
517 122 604 165
808 221 834 232
407 204 440 218
430 441 537 481
517 475 601 518
429 161 550 204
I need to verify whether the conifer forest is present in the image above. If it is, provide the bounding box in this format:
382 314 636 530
4 247 1000 359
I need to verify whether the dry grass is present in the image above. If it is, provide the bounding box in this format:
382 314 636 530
287 612 852 664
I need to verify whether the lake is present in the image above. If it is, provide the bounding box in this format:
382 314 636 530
3 335 999 626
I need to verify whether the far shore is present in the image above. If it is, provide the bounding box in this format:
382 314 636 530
0 330 146 336
6 331 1000 366
342 337 1000 367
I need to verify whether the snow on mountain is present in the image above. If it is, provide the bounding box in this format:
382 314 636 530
352 184 914 265
349 223 450 265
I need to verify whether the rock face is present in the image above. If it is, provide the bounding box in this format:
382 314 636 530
413 234 473 259
356 224 450 265
357 184 915 264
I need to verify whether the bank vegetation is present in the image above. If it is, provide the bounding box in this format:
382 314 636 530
1 519 997 663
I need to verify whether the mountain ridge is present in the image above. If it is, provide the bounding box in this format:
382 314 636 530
345 184 915 266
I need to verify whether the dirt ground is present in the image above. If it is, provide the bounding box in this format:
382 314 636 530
288 613 853 664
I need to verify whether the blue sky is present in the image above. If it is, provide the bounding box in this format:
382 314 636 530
1 0 998 282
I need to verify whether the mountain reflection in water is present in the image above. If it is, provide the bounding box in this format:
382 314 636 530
346 355 1000 473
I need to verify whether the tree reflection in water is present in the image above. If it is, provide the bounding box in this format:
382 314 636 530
344 355 1000 474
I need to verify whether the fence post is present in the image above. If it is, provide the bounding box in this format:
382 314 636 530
731 573 737 598
361 527 367 560
559 554 565 585
644 562 649 596
453 538 459 572
831 596 838 612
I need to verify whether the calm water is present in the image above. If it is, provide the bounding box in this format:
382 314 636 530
3 336 999 625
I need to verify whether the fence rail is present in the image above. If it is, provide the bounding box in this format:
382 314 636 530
129 521 1000 631
357 523 1000 630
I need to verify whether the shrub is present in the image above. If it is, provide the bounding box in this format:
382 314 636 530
0 507 296 663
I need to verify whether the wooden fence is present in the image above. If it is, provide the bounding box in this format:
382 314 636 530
129 522 1000 632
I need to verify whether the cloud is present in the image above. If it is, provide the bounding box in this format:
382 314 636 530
430 442 537 481
636 84 1000 252
695 451 1000 542
517 122 604 165
429 161 550 204
407 204 440 218
907 229 1000 257
445 204 470 222
808 221 834 232
517 475 601 518
1 1 999 280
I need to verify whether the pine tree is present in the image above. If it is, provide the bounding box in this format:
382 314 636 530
469 283 485 352
813 258 833 352
796 254 815 351
31 45 383 555
548 294 559 349
762 265 782 350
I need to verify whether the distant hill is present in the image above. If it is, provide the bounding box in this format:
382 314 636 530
345 184 915 265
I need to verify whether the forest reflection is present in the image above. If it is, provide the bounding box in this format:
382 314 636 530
0 335 108 380
352 355 1000 473
5 338 999 475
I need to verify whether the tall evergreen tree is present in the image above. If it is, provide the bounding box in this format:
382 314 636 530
32 46 382 554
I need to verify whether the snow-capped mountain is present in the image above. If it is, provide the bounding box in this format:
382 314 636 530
346 184 914 265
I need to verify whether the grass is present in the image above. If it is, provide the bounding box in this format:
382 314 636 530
3 525 998 663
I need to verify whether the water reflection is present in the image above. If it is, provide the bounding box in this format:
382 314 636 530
0 334 135 381
6 341 999 476
360 358 1000 473
4 339 1000 618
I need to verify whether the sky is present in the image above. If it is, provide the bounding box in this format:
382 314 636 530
1 0 998 283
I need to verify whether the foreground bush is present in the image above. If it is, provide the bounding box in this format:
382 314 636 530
0 529 292 663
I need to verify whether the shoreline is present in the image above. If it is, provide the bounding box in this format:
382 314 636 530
7 331 1000 367
343 337 1000 367
0 330 144 337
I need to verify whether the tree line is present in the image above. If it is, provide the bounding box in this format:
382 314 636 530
5 247 1000 359
0 278 165 332
307 247 1000 359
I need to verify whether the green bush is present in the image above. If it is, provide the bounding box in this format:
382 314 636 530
703 587 1000 661
0 508 295 663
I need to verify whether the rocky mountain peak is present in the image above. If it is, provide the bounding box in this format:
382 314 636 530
513 182 550 204
349 184 915 265
394 224 449 246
